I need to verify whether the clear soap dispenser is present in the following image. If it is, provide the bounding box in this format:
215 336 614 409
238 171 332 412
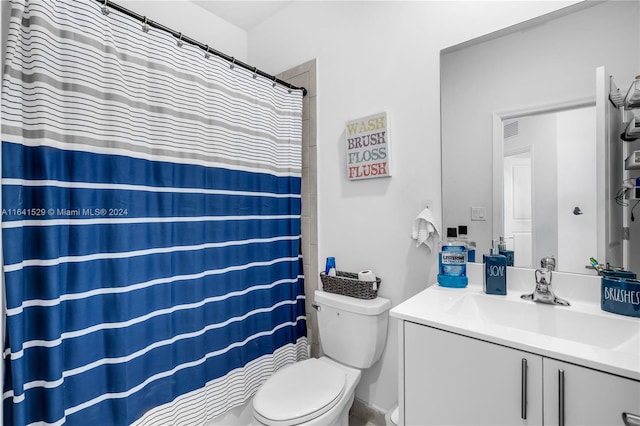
497 236 514 267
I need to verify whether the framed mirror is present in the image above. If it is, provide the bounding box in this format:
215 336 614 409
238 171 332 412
441 1 640 275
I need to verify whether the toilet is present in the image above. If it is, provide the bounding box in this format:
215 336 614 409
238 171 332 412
385 405 399 426
252 289 391 426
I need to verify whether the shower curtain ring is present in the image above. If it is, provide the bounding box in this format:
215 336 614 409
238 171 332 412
101 0 110 15
252 67 258 79
142 17 149 33
272 76 277 87
230 58 236 69
177 33 184 47
204 45 211 59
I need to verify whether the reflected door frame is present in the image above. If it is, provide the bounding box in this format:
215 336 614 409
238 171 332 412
503 148 533 268
491 97 599 271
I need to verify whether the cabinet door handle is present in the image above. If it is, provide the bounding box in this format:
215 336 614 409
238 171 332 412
521 358 527 420
623 412 640 426
558 369 565 426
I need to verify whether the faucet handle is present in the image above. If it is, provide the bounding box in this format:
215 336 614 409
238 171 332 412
540 255 556 271
535 268 552 285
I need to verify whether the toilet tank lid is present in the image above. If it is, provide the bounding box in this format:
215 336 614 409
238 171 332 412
314 290 391 315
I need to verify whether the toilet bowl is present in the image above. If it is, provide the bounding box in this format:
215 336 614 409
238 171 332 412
252 290 391 426
252 357 360 426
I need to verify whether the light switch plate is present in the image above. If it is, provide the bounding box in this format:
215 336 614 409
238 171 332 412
471 206 486 221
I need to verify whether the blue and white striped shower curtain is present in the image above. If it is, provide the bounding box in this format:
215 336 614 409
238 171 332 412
1 0 307 424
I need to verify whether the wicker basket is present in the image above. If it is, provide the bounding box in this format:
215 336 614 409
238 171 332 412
319 270 381 300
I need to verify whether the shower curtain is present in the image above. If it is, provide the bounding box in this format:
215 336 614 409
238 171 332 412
1 0 307 425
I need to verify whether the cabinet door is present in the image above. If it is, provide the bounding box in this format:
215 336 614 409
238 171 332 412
543 358 640 426
404 322 543 425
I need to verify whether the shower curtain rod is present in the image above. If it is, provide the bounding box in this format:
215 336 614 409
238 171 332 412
95 0 307 97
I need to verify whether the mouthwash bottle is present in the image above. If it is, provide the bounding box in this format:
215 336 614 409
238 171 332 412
458 225 475 262
438 227 468 288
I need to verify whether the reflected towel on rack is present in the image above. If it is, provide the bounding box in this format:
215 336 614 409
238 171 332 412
411 207 441 252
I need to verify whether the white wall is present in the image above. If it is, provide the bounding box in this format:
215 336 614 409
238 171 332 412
246 0 579 414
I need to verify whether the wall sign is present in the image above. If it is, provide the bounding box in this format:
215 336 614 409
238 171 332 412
345 112 391 180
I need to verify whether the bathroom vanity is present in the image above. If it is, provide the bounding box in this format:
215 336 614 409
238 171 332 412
391 264 640 426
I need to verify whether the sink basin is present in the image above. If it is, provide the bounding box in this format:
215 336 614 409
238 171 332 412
446 293 640 355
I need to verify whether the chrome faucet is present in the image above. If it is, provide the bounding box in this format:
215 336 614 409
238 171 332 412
521 256 570 306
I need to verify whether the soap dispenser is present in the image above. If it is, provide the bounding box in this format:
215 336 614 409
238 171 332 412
483 241 507 295
497 236 514 267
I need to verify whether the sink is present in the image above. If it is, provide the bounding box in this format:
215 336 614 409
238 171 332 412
446 293 640 355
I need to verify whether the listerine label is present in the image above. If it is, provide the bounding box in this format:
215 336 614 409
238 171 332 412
440 245 467 277
441 252 465 264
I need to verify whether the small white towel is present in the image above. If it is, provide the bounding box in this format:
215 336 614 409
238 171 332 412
411 207 441 252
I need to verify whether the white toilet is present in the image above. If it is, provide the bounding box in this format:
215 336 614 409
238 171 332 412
252 289 391 426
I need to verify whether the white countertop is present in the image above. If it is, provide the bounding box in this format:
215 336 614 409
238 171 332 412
391 264 640 381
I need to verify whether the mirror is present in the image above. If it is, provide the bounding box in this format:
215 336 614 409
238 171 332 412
441 1 640 274
498 105 597 273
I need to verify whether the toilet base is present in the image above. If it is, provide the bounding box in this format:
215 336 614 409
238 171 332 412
385 405 399 426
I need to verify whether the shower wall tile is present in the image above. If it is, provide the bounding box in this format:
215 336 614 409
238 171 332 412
308 96 317 147
302 93 310 122
278 59 318 354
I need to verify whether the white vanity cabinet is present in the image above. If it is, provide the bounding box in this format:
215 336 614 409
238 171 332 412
404 322 543 425
542 359 640 426
402 322 640 426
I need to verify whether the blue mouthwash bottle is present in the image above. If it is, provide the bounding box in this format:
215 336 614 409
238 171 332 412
438 227 468 288
458 225 475 262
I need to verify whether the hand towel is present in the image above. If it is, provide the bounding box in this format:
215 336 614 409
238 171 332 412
411 207 441 252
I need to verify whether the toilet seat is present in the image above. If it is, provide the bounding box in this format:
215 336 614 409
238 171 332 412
252 358 347 426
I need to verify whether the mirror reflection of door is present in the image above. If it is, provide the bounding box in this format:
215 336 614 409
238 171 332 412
501 106 596 274
503 151 533 268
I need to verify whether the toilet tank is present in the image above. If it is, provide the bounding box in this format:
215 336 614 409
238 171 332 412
314 290 391 369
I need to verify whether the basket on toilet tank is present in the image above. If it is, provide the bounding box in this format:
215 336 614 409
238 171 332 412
319 270 381 299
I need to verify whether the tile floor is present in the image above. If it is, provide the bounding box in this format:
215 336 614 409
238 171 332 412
349 412 378 426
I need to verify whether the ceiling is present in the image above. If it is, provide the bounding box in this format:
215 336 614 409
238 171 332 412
192 1 293 31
